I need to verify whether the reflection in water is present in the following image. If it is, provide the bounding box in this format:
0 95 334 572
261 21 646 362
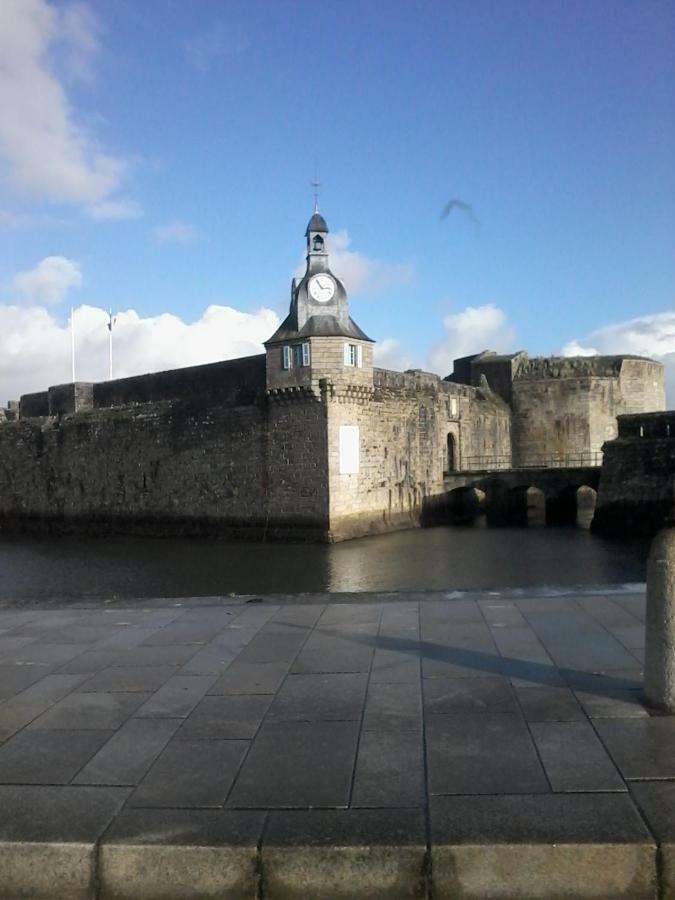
0 526 648 603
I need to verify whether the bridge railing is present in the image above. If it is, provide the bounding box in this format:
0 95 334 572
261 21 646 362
458 452 603 472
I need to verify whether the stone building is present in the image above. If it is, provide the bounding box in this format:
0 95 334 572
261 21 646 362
0 210 665 541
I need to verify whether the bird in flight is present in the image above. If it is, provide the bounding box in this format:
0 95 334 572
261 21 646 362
440 198 480 232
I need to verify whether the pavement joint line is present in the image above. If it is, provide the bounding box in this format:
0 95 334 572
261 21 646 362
477 595 558 792
418 602 434 900
219 612 314 810
0 591 672 899
346 604 381 808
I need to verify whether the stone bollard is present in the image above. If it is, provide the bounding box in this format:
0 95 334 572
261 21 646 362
644 522 675 712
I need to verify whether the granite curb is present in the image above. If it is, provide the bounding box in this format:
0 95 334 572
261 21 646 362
0 590 671 899
0 799 668 900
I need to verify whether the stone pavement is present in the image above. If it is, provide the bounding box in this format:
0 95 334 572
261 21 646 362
0 589 673 899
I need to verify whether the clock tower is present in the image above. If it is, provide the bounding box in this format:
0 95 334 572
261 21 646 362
265 208 374 392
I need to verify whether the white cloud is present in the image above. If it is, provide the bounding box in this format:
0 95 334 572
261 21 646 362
184 23 249 72
12 256 82 306
0 303 280 403
154 220 198 245
58 2 101 83
426 304 516 376
0 0 131 211
295 229 415 296
373 338 415 372
561 310 675 404
87 199 142 221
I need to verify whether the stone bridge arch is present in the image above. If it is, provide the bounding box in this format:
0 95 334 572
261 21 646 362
440 466 601 528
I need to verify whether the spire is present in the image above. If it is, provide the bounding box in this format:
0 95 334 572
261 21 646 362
310 159 321 213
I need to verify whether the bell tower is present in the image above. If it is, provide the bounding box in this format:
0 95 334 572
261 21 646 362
265 207 374 392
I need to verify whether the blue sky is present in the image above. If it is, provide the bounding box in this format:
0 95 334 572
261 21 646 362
0 0 673 399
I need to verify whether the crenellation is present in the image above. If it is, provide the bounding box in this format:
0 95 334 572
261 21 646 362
0 208 665 541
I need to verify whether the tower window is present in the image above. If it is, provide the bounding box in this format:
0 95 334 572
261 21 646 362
282 343 310 370
344 343 363 368
312 234 324 252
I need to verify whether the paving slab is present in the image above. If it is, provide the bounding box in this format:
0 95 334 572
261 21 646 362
426 712 549 795
129 738 249 808
0 673 88 741
79 665 177 693
29 690 152 730
208 660 290 695
74 718 181 786
362 681 422 731
177 693 273 740
351 730 425 808
266 672 368 722
594 717 675 779
227 720 360 808
423 676 517 717
0 727 114 784
133 674 217 718
514 685 586 721
529 720 626 791
0 590 671 899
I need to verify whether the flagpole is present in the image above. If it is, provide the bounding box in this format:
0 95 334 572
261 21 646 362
108 308 113 380
71 307 76 382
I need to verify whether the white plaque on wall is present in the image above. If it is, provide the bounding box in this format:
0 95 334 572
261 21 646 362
339 425 360 474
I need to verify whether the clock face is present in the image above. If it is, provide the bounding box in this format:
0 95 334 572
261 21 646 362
308 274 336 303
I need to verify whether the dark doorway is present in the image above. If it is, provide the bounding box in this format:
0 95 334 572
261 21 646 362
446 433 457 472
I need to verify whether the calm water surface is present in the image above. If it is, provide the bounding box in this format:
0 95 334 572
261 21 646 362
0 526 649 603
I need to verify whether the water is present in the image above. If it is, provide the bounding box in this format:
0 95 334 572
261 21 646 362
0 525 649 603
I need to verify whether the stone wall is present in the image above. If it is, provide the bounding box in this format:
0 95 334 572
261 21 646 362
325 368 511 540
266 390 329 539
19 391 49 418
510 357 665 466
48 382 94 416
93 355 266 409
594 411 675 537
266 336 373 393
0 388 330 540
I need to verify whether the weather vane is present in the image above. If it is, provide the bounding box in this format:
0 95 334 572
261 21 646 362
310 160 321 212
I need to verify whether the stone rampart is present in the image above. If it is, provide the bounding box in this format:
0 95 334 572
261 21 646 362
327 368 511 540
92 354 266 409
594 411 675 537
510 356 665 466
0 383 330 541
19 391 49 418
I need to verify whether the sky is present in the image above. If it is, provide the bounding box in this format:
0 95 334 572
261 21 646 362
0 0 674 403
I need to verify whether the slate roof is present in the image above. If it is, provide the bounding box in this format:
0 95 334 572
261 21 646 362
265 314 373 345
305 212 328 235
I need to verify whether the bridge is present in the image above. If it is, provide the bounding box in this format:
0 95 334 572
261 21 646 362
425 456 602 527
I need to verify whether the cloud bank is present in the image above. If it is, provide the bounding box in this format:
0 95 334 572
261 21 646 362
154 220 198 245
0 303 279 404
562 310 675 404
295 229 415 297
426 304 516 377
12 256 83 306
0 0 133 215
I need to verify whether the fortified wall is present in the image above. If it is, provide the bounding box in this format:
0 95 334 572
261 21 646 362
594 411 675 537
0 359 509 542
449 351 665 467
0 209 666 542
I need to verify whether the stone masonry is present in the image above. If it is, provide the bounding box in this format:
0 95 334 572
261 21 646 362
0 210 665 542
